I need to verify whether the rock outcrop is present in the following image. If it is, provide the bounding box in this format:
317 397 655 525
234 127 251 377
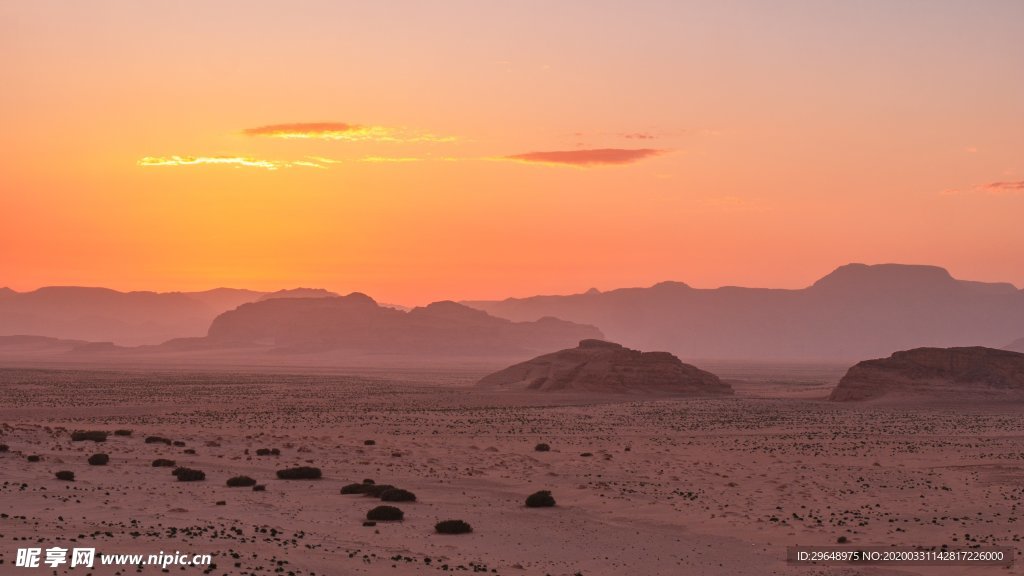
200 293 602 357
829 347 1024 401
477 339 732 395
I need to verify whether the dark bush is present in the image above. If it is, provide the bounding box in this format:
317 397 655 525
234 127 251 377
255 448 280 456
151 458 176 467
435 520 472 534
580 452 593 457
173 467 206 482
71 430 108 442
87 453 109 466
276 466 321 480
114 429 133 436
534 443 550 452
183 449 196 454
215 500 226 506
364 440 376 446
27 455 41 462
362 478 375 484
340 483 371 495
173 441 186 447
0 444 9 452
252 484 266 492
366 505 403 521
525 490 556 508
226 475 257 487
55 470 75 481
363 484 395 497
380 488 416 502
837 536 848 544
145 436 172 445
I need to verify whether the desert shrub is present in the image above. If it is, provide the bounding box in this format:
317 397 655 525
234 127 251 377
340 483 371 495
71 430 108 442
362 478 375 484
87 453 109 466
27 455 41 462
145 436 172 445
0 444 9 452
151 458 176 467
183 449 196 454
363 484 395 497
215 500 226 506
525 490 556 508
114 429 133 436
276 466 321 480
366 505 403 521
173 467 206 482
435 520 472 534
364 440 376 446
173 440 186 447
534 443 550 452
837 536 848 544
252 484 266 492
255 448 280 456
580 452 593 457
55 470 75 481
226 475 257 487
380 488 416 502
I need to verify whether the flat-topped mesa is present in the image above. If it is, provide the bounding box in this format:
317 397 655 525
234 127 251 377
477 339 732 396
829 346 1024 402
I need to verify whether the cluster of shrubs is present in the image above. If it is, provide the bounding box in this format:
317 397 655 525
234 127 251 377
87 453 109 466
435 520 472 534
0 444 10 452
27 455 41 462
276 466 321 480
255 448 280 456
172 467 205 482
534 443 551 452
71 431 108 442
151 458 176 467
226 475 257 487
55 470 75 481
339 479 416 502
114 429 133 437
145 436 172 445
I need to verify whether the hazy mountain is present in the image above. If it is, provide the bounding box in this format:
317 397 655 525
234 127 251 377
464 264 1024 361
199 293 602 357
256 288 340 301
0 286 359 346
1006 338 1024 354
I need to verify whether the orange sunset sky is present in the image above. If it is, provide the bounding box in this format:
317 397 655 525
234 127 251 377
2 1 1022 306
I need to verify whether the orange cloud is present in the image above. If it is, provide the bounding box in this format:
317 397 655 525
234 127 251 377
500 148 666 167
137 156 325 170
242 122 455 143
941 180 1024 197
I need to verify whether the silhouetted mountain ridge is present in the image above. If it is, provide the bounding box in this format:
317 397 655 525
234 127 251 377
464 263 1024 360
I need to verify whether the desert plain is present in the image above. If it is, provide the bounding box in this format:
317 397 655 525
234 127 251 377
1 361 1021 576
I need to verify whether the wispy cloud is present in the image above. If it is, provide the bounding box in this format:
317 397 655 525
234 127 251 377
243 122 455 143
359 156 422 163
137 156 325 170
941 180 1024 197
499 148 666 167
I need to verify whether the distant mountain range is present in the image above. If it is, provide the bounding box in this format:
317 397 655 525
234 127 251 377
0 286 336 345
464 264 1024 361
3 263 1023 362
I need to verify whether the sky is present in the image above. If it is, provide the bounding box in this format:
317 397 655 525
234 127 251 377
1 0 1022 305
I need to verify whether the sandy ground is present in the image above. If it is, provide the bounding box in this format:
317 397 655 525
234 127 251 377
0 364 1021 575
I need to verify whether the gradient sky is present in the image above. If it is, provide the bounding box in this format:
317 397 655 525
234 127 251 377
2 0 1023 305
